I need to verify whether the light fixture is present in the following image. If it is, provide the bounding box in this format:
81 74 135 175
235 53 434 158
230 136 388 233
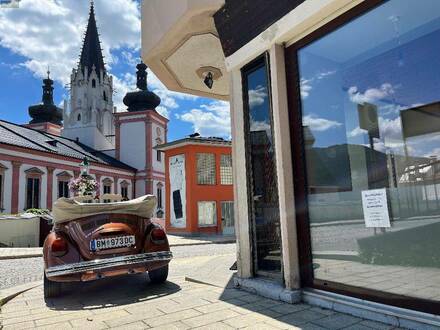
204 72 214 89
196 66 222 90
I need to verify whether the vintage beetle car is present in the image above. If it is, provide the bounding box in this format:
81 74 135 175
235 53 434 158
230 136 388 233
43 195 172 298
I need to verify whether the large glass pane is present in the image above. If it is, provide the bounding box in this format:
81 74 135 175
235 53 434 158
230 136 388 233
244 58 282 274
297 0 440 302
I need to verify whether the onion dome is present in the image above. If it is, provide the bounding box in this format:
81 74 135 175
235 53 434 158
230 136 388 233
28 71 63 125
123 61 161 112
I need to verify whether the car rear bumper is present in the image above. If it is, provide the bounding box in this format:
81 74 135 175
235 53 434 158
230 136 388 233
45 251 173 277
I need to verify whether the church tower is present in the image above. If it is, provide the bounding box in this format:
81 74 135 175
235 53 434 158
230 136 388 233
62 2 115 151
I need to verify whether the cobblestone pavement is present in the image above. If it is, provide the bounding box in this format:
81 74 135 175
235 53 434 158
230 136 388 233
0 244 236 290
1 274 405 330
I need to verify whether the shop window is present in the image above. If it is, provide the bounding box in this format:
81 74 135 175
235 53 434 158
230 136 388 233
242 55 282 275
25 167 43 210
198 201 216 226
293 0 440 307
197 153 216 185
220 154 233 185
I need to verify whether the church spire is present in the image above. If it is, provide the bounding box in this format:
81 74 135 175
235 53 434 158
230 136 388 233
79 1 106 79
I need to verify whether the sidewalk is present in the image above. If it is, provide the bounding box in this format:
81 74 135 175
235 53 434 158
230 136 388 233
0 234 235 260
0 255 405 330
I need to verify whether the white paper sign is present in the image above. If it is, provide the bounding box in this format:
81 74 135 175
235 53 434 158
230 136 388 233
361 188 391 228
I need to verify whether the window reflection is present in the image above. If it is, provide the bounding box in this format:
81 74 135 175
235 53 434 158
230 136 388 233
298 0 440 302
244 58 282 275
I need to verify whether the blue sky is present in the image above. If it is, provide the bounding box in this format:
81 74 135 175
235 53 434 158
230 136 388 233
0 0 230 142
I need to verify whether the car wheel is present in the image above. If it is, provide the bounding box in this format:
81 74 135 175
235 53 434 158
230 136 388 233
44 273 63 298
148 265 169 284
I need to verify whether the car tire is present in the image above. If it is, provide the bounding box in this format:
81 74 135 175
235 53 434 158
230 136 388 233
148 265 169 284
44 273 63 298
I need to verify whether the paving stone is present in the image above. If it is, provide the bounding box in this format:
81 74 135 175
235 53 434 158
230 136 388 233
182 309 241 328
274 309 327 326
299 323 328 330
35 322 73 330
70 309 129 328
1 321 36 330
269 303 311 315
192 322 235 329
222 313 272 328
34 311 92 327
145 308 203 328
242 322 288 330
109 321 149 329
149 321 191 330
311 313 363 330
358 319 395 330
104 308 162 328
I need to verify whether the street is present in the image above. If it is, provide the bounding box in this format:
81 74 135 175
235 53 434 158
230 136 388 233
0 243 236 290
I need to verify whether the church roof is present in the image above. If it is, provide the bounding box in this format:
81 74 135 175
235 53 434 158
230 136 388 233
0 120 135 172
79 2 106 78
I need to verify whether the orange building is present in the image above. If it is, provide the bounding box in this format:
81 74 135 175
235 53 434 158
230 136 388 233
156 137 234 236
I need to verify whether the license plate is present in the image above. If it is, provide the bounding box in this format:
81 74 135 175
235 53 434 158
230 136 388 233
90 235 135 251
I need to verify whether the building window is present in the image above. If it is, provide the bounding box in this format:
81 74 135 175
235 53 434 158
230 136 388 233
57 171 72 198
120 180 129 200
26 177 40 209
92 79 96 88
157 150 162 162
103 179 112 194
0 164 7 211
198 201 216 226
220 154 233 185
25 167 44 210
197 153 216 185
103 90 107 101
157 185 163 209
58 181 69 198
290 0 440 308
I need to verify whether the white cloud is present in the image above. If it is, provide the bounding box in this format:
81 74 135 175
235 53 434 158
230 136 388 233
179 100 231 138
0 0 140 84
348 83 395 104
300 78 312 99
0 0 202 119
300 70 336 99
348 126 365 138
303 115 342 132
248 85 267 107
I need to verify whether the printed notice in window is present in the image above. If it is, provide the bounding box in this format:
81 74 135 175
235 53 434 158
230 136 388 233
361 188 391 228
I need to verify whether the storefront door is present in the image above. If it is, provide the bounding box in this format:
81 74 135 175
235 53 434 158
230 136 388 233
242 55 283 278
285 0 440 314
221 201 235 236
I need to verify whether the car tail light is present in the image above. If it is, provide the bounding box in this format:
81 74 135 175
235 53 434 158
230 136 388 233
51 236 68 257
151 228 166 242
